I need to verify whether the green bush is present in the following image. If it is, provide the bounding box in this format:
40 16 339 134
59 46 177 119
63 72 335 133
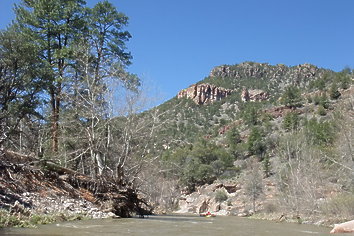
307 96 313 103
241 104 259 126
247 127 266 156
0 210 27 228
226 126 241 149
336 70 351 90
317 105 327 116
329 83 341 100
215 190 228 203
0 209 72 228
305 119 335 146
282 112 300 131
281 85 303 108
29 214 57 225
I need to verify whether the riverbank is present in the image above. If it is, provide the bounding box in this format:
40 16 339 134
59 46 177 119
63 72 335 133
0 149 151 228
173 178 350 229
0 192 116 228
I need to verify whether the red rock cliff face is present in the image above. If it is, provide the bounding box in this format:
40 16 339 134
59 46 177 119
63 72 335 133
177 83 233 105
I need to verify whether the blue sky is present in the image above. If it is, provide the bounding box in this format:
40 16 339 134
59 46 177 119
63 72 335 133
1 0 354 104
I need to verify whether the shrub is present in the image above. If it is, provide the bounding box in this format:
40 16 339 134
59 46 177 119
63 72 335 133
263 201 278 214
282 112 300 131
247 127 266 156
329 83 341 100
215 189 228 203
305 119 335 146
323 194 354 217
241 104 259 126
307 96 313 103
281 85 303 108
317 105 327 116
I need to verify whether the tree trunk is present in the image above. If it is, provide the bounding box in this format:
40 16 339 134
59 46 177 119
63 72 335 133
50 89 60 153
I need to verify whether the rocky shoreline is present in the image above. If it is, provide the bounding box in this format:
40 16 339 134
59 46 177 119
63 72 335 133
173 179 344 228
11 192 118 219
175 180 277 217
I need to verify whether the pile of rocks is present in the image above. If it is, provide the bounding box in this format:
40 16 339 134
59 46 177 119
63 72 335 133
19 192 117 219
175 180 277 217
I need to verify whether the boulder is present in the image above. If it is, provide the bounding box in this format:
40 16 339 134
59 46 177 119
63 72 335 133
330 220 354 234
241 88 269 102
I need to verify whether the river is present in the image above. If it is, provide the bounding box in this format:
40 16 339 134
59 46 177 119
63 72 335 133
0 215 332 235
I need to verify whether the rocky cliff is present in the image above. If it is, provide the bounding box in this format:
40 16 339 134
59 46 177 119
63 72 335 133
177 83 233 105
209 62 325 86
177 62 327 105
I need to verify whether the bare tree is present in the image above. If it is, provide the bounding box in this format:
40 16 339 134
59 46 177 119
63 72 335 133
274 131 327 215
245 158 263 213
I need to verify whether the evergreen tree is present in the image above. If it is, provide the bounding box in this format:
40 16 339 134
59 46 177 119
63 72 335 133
14 0 87 153
226 126 241 149
281 85 303 108
241 104 259 126
282 112 300 131
247 127 266 157
0 26 41 148
14 0 138 158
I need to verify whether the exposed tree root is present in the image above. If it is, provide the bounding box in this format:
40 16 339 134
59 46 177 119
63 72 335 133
0 149 152 218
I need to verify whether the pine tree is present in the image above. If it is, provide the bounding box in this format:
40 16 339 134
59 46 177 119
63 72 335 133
281 85 303 108
14 0 87 153
0 26 41 148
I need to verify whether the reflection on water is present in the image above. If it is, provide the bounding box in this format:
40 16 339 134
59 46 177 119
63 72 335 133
0 215 332 236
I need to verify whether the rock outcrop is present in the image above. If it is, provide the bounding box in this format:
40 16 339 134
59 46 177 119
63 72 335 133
241 88 269 102
177 83 232 105
175 180 277 216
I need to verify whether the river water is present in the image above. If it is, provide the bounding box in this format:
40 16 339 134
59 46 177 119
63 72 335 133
1 215 332 235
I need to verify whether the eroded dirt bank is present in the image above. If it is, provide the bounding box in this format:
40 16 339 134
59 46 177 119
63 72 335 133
0 149 152 227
